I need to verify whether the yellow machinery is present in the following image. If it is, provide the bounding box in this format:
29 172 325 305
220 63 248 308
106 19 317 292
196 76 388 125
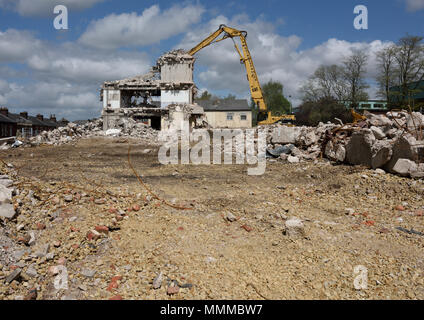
188 24 295 126
351 108 366 123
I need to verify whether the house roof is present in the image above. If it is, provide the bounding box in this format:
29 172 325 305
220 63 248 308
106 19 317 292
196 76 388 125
0 113 15 124
6 113 32 126
28 116 52 127
196 99 251 112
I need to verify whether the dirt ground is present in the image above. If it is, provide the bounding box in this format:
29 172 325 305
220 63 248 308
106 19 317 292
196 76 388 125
1 136 423 300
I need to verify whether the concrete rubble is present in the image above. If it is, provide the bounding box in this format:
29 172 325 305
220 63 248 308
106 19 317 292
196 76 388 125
264 110 424 178
3 117 159 148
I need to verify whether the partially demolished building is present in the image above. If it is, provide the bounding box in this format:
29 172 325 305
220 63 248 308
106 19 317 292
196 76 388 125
100 50 205 131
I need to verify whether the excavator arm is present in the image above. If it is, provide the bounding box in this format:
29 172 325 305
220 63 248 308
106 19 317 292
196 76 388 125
188 25 268 119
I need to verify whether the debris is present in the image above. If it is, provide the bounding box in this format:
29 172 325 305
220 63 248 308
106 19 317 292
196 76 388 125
81 269 96 278
24 288 37 300
225 212 237 222
284 217 305 238
167 283 180 295
0 202 16 219
396 227 424 236
153 272 163 289
5 268 21 284
241 224 253 232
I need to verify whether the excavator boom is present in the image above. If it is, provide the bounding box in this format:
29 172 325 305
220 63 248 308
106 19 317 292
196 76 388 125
188 24 295 126
188 25 266 115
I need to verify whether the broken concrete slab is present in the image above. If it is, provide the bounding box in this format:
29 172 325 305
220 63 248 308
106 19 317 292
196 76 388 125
384 134 424 173
370 126 386 140
325 141 346 162
371 140 393 169
0 202 16 219
5 268 21 284
392 159 418 177
346 129 376 167
271 126 302 145
266 145 294 158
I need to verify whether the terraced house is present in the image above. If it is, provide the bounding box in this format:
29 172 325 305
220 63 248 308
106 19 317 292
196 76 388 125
0 107 65 138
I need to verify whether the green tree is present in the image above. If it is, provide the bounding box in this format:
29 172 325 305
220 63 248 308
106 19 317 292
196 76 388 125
197 90 212 100
262 80 291 115
295 98 352 126
222 93 236 101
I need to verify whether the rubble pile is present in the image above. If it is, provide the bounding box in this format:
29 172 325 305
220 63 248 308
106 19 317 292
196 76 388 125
28 119 104 146
265 111 424 178
16 118 159 147
105 118 159 141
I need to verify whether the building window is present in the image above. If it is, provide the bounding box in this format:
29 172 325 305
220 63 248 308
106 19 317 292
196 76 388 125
108 92 119 101
240 114 247 121
227 113 233 121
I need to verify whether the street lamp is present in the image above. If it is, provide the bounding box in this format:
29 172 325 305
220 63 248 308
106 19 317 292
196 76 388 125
288 95 293 114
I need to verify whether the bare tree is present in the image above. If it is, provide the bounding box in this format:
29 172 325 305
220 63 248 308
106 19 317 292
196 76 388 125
393 35 424 107
375 46 397 102
342 50 370 108
300 65 348 102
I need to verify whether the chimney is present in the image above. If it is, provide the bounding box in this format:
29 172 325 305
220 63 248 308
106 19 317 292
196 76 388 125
50 115 57 122
0 107 8 117
36 114 44 121
20 112 28 119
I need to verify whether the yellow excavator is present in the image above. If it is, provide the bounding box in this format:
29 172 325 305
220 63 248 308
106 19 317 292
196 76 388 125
188 24 295 126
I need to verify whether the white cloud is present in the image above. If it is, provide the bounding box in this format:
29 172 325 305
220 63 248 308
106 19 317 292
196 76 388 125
79 4 205 50
405 0 424 12
0 28 152 120
1 80 102 120
0 29 42 63
0 0 105 16
178 15 392 106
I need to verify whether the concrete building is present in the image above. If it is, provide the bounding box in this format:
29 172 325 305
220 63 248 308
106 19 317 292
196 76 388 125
198 99 252 129
101 50 205 131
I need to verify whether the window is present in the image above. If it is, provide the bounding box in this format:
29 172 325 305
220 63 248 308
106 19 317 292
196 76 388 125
227 113 233 121
240 114 247 121
108 92 119 101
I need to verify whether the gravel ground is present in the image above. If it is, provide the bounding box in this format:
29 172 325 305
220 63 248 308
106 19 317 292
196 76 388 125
0 137 423 300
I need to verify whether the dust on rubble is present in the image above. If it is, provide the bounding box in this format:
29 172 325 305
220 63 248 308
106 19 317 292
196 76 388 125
0 137 423 300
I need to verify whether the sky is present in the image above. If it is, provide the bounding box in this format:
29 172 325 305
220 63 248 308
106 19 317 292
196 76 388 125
0 0 424 120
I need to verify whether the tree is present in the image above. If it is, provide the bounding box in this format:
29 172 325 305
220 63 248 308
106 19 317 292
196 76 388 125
300 65 348 102
342 50 369 108
295 98 352 126
262 80 291 115
222 93 236 101
393 35 424 107
375 46 397 102
197 90 212 100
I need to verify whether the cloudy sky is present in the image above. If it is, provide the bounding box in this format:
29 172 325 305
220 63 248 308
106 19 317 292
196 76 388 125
0 0 423 120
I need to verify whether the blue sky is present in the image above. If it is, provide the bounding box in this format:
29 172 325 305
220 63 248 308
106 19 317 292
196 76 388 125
0 0 423 120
